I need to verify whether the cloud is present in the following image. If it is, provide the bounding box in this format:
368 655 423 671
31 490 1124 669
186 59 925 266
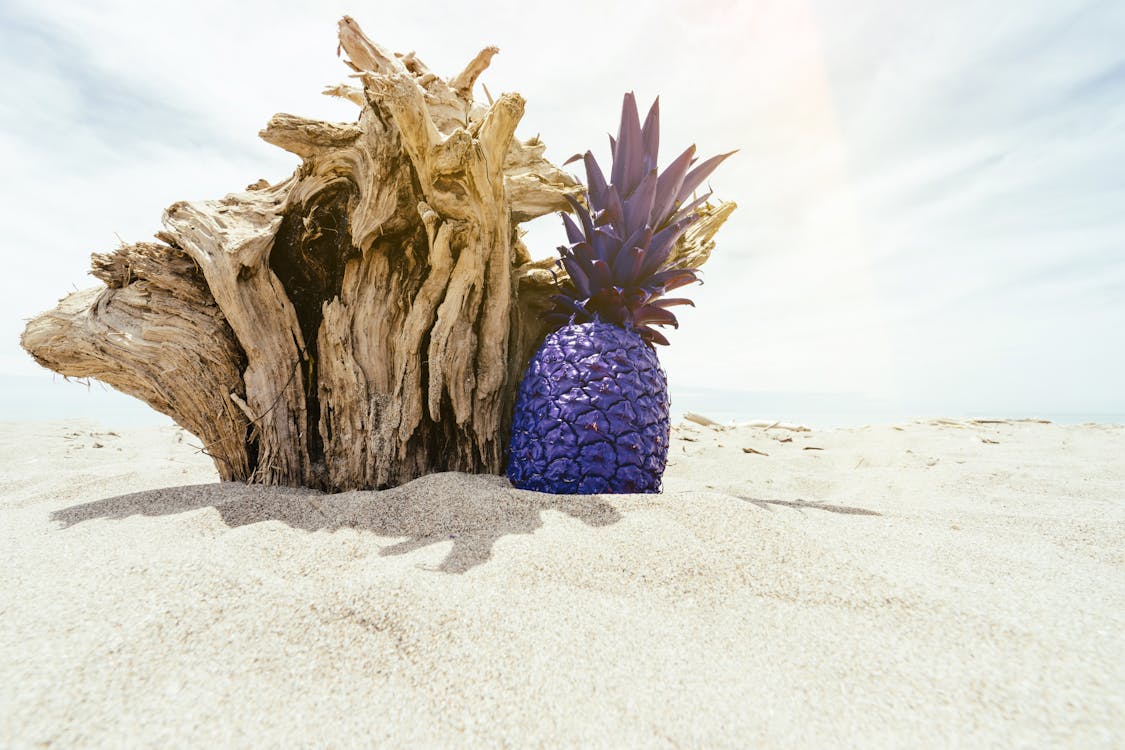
3 0 1123 420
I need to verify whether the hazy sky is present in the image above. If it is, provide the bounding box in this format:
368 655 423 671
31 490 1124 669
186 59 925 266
3 0 1123 422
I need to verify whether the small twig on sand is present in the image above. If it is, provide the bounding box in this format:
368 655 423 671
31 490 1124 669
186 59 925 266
685 412 721 427
742 420 811 432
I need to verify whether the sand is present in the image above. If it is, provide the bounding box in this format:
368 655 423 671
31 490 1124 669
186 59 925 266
1 418 1123 747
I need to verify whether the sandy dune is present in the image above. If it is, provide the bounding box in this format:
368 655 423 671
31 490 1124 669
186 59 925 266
2 418 1123 747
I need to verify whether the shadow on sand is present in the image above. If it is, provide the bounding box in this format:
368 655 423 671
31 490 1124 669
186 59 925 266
51 473 622 574
738 496 882 516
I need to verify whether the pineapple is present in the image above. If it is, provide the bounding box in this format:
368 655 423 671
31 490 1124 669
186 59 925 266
507 93 732 494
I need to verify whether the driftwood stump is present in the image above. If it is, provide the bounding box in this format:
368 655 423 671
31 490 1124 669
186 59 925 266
21 16 734 491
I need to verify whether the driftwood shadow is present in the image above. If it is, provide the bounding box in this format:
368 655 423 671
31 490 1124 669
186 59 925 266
52 473 622 574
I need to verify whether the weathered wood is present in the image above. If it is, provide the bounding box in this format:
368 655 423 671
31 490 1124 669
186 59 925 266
20 15 735 491
21 242 251 480
161 181 311 486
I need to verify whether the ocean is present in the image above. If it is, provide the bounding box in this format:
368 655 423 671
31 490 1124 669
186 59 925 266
3 374 1121 430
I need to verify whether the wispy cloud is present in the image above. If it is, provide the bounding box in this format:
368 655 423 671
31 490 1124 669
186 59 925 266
661 0 1125 410
2 0 1123 419
0 3 252 167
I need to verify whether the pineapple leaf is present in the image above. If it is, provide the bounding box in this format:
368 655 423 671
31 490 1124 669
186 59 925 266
675 150 738 206
547 92 730 345
583 152 608 208
612 93 643 196
612 235 651 285
641 97 660 172
561 257 593 298
564 194 595 241
635 305 680 328
623 168 659 235
589 227 617 264
616 226 652 271
587 258 613 290
602 186 625 228
644 268 699 294
666 191 713 227
560 212 584 244
651 145 696 229
572 241 596 266
639 215 696 278
651 297 695 308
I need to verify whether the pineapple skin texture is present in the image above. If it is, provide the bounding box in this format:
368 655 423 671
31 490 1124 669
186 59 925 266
507 321 670 494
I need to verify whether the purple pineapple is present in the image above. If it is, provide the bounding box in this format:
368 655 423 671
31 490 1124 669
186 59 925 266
507 93 733 494
508 322 670 494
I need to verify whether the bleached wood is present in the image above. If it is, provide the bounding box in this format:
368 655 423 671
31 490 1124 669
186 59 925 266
21 243 250 480
161 183 312 486
684 412 722 427
450 46 499 99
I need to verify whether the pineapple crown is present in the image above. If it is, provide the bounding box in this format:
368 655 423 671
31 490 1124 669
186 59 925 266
545 92 734 346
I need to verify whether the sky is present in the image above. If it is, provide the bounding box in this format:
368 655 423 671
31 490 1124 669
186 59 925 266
2 0 1124 425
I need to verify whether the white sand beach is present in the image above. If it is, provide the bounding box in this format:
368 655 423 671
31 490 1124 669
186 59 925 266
1 418 1123 747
